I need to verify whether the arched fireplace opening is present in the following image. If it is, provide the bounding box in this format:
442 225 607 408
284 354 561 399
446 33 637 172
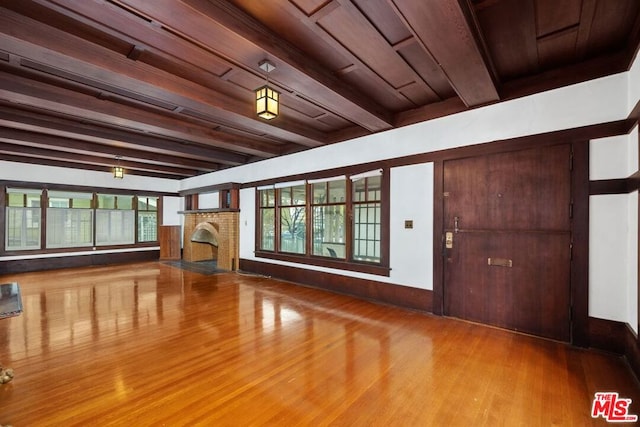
189 222 219 264
182 210 239 271
191 222 219 247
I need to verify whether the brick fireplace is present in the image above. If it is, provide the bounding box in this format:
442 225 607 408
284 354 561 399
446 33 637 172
182 209 239 271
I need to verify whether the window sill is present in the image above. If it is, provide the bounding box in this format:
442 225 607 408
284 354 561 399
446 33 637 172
254 251 391 276
0 242 159 257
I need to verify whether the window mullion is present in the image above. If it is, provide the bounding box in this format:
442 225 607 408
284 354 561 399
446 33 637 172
346 178 353 262
275 189 281 252
305 182 312 256
134 195 139 244
41 190 47 250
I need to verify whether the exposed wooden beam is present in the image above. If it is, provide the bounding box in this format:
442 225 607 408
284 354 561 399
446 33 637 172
0 127 218 171
0 70 284 160
0 9 325 147
0 141 200 177
0 153 188 179
0 106 243 166
115 0 394 132
389 0 499 107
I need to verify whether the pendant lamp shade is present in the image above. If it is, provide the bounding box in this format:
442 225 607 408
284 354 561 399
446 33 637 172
255 85 279 120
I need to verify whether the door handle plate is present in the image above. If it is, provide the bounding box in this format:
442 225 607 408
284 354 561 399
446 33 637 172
488 257 512 268
445 232 453 249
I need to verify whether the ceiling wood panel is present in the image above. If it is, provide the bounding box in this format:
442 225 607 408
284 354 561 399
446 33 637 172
474 0 538 80
0 0 637 179
536 0 582 38
390 0 500 107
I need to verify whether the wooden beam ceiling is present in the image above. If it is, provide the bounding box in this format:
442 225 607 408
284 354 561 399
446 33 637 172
0 0 637 179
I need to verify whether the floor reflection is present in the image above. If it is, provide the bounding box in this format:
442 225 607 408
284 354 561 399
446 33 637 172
0 261 436 424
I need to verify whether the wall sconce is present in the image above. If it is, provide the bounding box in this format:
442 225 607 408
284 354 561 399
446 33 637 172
113 156 124 179
255 60 279 120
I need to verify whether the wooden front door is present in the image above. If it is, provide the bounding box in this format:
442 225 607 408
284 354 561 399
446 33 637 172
443 144 572 341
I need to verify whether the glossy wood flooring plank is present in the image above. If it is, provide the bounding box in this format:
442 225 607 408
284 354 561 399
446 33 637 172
0 262 638 426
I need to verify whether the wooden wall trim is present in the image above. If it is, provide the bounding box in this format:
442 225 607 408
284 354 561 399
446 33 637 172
0 250 159 274
241 120 633 190
589 178 630 195
590 172 640 195
432 161 444 315
589 317 640 381
572 142 590 347
239 258 433 313
0 186 5 260
0 180 178 197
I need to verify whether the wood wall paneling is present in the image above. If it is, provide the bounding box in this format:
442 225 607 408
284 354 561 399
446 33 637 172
432 161 444 315
159 225 181 261
0 250 159 274
239 258 432 313
571 141 590 347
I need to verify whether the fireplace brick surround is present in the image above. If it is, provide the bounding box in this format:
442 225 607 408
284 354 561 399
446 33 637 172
182 209 239 271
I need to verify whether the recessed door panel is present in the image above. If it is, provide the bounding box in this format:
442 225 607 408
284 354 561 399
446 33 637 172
443 145 572 341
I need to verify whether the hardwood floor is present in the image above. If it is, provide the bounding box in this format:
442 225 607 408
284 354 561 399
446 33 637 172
0 261 638 426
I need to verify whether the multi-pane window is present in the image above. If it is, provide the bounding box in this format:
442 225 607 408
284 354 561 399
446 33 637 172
279 183 306 255
3 189 160 252
258 188 275 251
311 178 346 258
6 188 42 250
96 194 135 246
46 191 93 248
257 170 385 266
352 172 382 262
137 196 158 242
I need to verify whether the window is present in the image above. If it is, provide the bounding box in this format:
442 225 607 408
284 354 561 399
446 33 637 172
6 188 42 251
3 188 160 253
258 188 275 251
137 196 158 242
96 194 135 246
256 169 387 273
352 173 382 262
311 177 346 259
279 183 306 254
46 191 93 249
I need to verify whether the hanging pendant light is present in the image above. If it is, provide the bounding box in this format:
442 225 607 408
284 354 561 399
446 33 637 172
113 156 124 179
255 60 279 120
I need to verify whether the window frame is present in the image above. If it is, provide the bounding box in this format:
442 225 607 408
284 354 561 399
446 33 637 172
254 170 390 276
0 184 164 256
311 178 347 259
96 194 136 246
46 190 94 249
137 196 159 243
5 188 43 251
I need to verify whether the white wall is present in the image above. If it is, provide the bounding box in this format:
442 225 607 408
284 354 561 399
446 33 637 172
589 194 634 326
0 161 180 193
628 190 638 333
630 50 640 114
198 192 220 209
181 72 628 191
589 127 639 333
388 163 433 289
239 188 256 260
162 196 183 226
